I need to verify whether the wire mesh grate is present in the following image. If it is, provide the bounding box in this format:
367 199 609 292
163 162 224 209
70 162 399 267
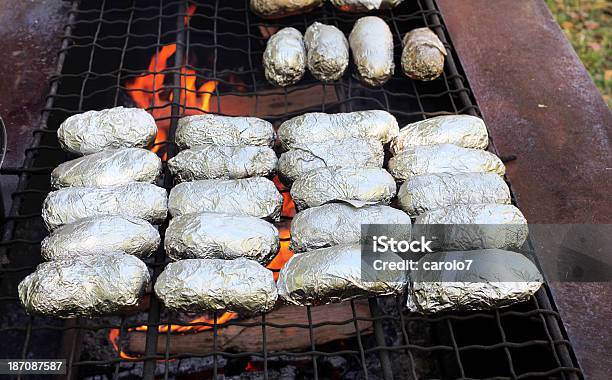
0 0 582 379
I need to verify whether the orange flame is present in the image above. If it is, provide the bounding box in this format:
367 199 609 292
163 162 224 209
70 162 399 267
267 176 296 280
125 43 218 156
125 4 215 156
109 312 238 360
110 4 297 359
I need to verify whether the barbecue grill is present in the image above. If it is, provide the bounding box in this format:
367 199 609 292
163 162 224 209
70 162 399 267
0 0 584 379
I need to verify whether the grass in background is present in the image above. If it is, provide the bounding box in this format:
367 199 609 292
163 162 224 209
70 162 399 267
546 0 611 107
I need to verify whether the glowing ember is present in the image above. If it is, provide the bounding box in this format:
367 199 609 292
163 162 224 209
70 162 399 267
272 175 296 218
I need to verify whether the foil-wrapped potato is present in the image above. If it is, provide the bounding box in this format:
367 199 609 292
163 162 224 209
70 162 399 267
51 148 162 189
176 114 274 150
155 258 278 314
304 22 349 82
250 0 324 19
388 144 505 181
391 115 488 155
331 0 404 12
407 249 543 314
290 203 411 252
349 16 395 86
168 177 283 220
277 244 407 306
57 107 157 155
278 110 399 149
278 138 383 183
290 166 397 210
41 215 160 261
414 203 528 251
398 172 511 216
165 212 279 265
168 145 277 182
264 27 306 87
401 28 447 81
19 251 150 318
42 182 168 231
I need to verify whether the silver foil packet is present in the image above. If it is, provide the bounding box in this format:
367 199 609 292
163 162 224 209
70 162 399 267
414 203 528 251
264 27 306 87
278 110 399 150
290 166 397 210
388 144 505 181
250 0 324 19
391 115 489 155
304 22 349 82
349 16 395 87
168 177 283 220
290 203 411 253
401 27 447 81
175 114 275 150
19 251 150 318
406 249 543 314
277 244 407 306
57 107 157 155
168 145 277 182
398 172 511 216
278 137 384 183
165 212 279 265
41 215 160 260
331 0 404 12
42 182 168 231
51 148 162 189
155 258 278 314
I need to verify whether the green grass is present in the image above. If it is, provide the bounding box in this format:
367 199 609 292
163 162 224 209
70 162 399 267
545 0 611 107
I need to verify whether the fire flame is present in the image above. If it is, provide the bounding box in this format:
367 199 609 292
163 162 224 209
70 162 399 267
125 5 216 156
110 5 296 359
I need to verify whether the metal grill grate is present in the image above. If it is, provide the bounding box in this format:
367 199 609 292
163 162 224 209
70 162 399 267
0 1 583 379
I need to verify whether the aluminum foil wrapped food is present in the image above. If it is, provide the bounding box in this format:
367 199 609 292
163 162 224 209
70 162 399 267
168 177 282 220
390 115 488 155
349 16 395 87
406 249 543 314
304 22 349 82
168 145 277 182
388 144 505 181
291 166 397 210
250 0 324 19
332 0 404 12
291 203 411 253
264 27 306 87
278 110 399 149
278 138 383 183
41 215 160 260
401 28 447 81
277 244 407 305
165 212 279 265
155 258 277 314
414 203 528 251
42 182 168 231
57 107 157 155
175 114 274 150
19 251 150 318
398 172 511 216
51 148 162 189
